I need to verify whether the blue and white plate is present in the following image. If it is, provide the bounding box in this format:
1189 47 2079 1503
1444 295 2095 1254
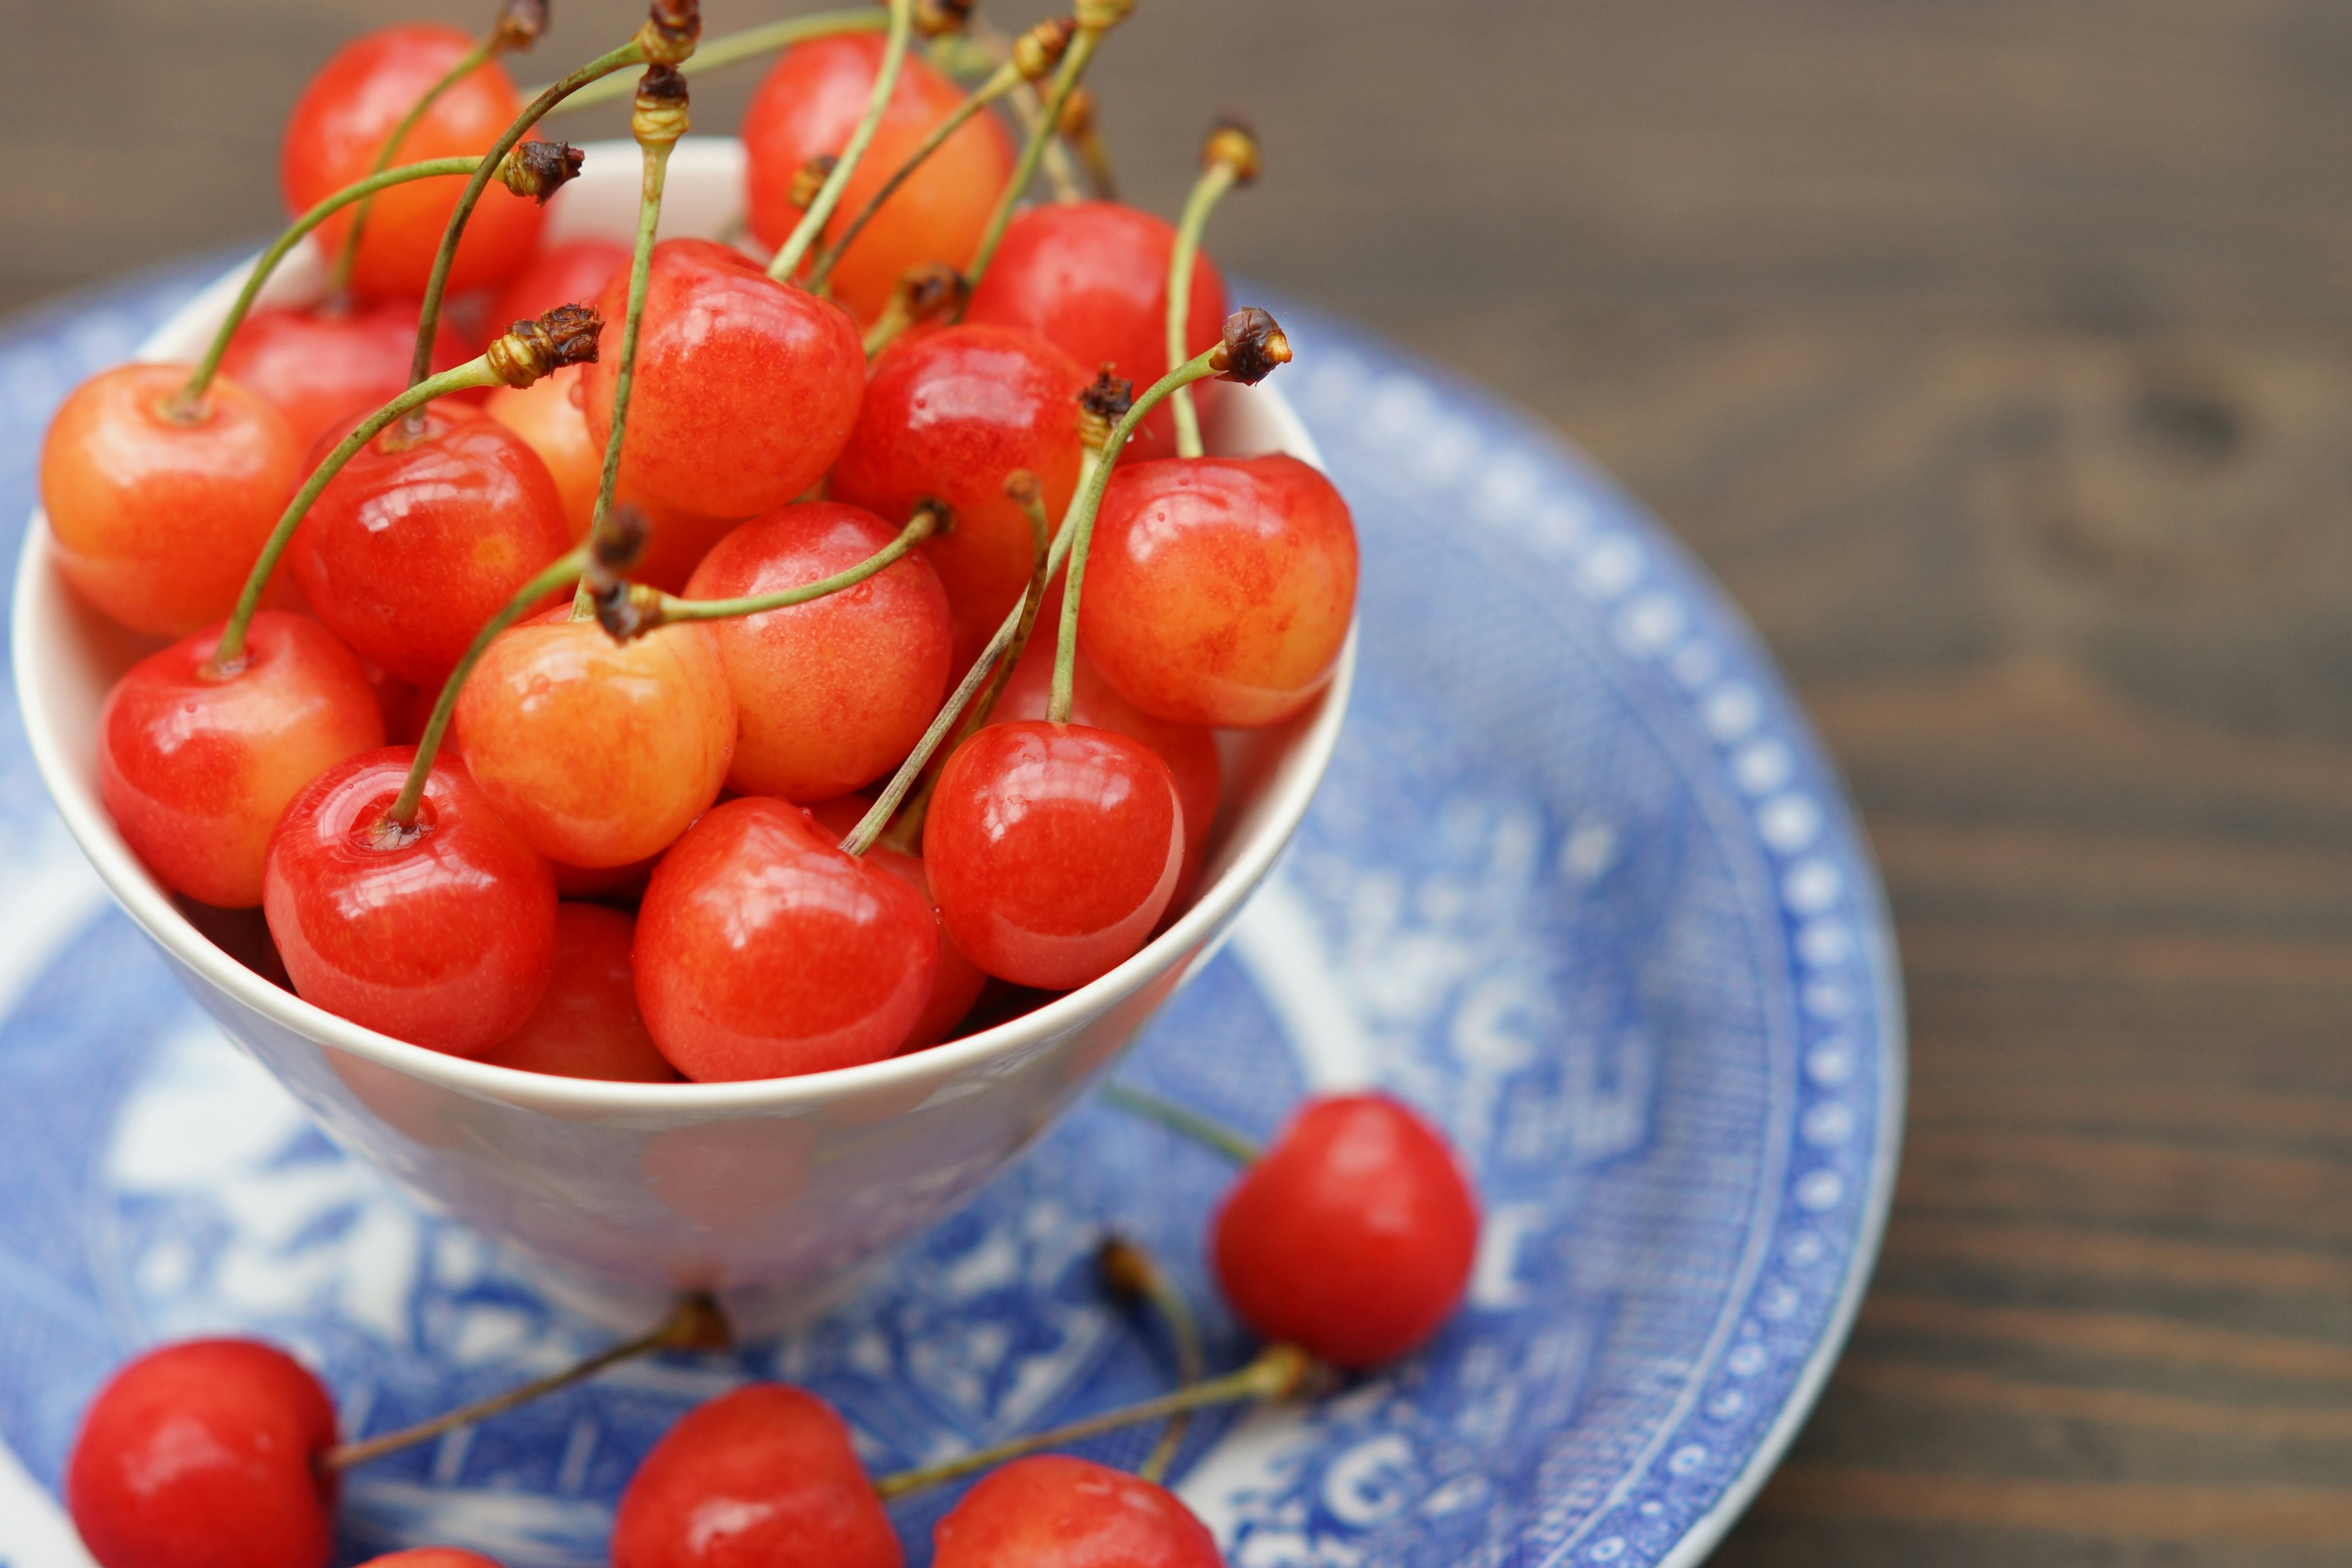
0 264 1902 1568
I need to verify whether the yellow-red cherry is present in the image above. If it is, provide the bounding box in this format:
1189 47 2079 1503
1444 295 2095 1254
357 1554 503 1568
219 301 479 453
932 1455 1221 1568
478 904 679 1083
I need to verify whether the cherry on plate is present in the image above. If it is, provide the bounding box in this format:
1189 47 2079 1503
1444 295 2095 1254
931 1454 1220 1568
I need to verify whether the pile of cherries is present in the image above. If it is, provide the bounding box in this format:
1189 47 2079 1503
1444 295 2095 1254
43 0 1359 1082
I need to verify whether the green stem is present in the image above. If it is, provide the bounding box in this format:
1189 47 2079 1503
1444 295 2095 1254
807 64 1015 292
767 0 916 284
535 10 886 114
959 26 1102 305
1166 162 1239 461
389 545 589 827
1098 1238 1205 1484
575 120 677 612
1099 1083 1261 1166
336 39 497 293
211 360 503 668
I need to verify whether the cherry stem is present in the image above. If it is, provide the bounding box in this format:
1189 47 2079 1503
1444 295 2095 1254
334 37 500 294
210 359 503 669
806 60 1017 293
959 20 1106 307
766 0 914 285
1166 162 1242 461
320 1293 729 1472
652 505 940 626
1099 1082 1262 1165
176 156 481 409
535 10 886 114
389 544 590 827
1098 1238 1204 1484
932 24 1083 202
872 1343 1314 1499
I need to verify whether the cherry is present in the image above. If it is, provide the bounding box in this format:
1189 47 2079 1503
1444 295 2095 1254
281 24 545 300
453 607 734 868
99 611 386 910
264 747 556 1056
925 721 1182 991
809 794 987 1050
580 238 864 521
963 203 1227 463
551 853 658 903
931 1455 1219 1568
1079 454 1357 728
478 904 679 1082
66 1338 337 1568
488 236 631 342
40 364 302 637
634 797 938 1080
684 503 951 803
829 325 1088 671
290 404 575 686
744 33 1015 323
219 301 479 453
611 1383 900 1568
357 1554 502 1568
1212 1093 1479 1368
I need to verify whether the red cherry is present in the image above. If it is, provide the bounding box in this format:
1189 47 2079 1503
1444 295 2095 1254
478 904 679 1082
685 503 951 803
635 797 938 1080
1079 454 1357 728
829 325 1088 670
358 1555 503 1568
488 236 631 336
280 24 545 300
809 795 987 1050
743 34 1016 323
963 203 1227 463
611 1384 900 1568
453 608 734 867
40 364 302 636
1212 1093 1480 1368
932 1455 1219 1568
291 404 575 685
219 301 479 453
67 1339 337 1568
581 238 864 520
925 721 1182 991
550 853 658 903
100 611 386 909
264 748 557 1055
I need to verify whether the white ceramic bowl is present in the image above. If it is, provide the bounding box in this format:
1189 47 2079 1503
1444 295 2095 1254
13 138 1352 1329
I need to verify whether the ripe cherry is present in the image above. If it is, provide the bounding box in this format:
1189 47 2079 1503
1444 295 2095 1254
100 610 386 909
358 1554 502 1568
478 903 679 1082
1213 1093 1479 1368
453 608 734 867
685 503 951 803
925 722 1182 991
1079 454 1357 728
281 24 546 300
829 325 1088 670
488 236 631 340
219 301 479 453
291 404 575 685
66 1338 337 1568
40 364 301 637
964 203 1227 463
809 795 987 1050
611 1383 900 1568
744 33 1015 323
634 797 938 1080
264 747 556 1055
581 238 864 520
931 1455 1219 1568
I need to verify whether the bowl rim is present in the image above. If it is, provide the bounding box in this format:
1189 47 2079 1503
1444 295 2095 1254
12 143 1355 1118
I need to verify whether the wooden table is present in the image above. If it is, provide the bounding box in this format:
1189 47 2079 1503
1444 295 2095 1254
9 2 2350 1561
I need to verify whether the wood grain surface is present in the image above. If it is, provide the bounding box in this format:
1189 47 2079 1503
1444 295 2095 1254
6 1 2350 1562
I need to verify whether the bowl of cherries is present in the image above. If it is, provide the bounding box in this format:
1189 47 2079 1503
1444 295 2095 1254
15 0 1359 1327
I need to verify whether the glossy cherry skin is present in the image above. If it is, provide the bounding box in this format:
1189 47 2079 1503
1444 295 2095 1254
453 608 734 867
1080 454 1358 728
292 404 575 685
685 503 951 802
66 1338 337 1568
1213 1093 1480 1368
635 797 937 1080
611 1384 901 1568
830 326 1088 669
281 24 545 300
926 722 1182 991
488 236 631 338
964 203 1227 462
582 239 865 520
219 301 478 453
932 1455 1220 1568
41 364 303 637
478 904 679 1082
264 748 557 1055
357 1555 503 1568
809 795 987 1049
100 611 386 909
744 33 1016 323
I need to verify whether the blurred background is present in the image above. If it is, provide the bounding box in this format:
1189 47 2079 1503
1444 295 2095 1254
10 2 2352 1562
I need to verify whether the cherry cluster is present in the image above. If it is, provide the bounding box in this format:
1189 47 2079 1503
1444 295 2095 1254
41 0 1359 1081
